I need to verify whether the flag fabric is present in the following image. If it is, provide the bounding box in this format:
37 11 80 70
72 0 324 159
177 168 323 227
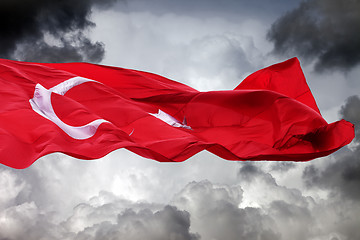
0 58 354 169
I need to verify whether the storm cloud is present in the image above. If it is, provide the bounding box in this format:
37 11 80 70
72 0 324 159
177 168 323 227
72 205 199 240
301 95 360 239
267 0 360 71
0 0 117 63
172 180 280 240
340 95 360 142
1 159 360 240
303 95 360 201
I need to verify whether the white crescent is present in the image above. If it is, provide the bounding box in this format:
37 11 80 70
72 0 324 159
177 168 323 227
29 76 191 140
29 77 109 140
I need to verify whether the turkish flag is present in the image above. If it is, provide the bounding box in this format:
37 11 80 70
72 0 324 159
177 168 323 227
0 58 354 169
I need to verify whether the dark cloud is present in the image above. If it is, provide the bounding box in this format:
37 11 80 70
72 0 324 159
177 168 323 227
340 95 360 142
238 162 262 179
74 205 199 240
0 0 117 63
238 162 281 184
122 0 300 22
239 163 360 240
173 180 280 240
303 95 360 201
267 0 360 71
0 186 198 240
268 200 313 240
270 162 296 172
1 165 360 240
303 154 360 201
16 34 105 63
237 163 310 209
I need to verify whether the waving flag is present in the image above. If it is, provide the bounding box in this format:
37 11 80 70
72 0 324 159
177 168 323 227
0 58 354 169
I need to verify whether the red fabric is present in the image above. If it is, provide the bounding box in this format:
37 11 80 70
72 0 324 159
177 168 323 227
0 58 354 169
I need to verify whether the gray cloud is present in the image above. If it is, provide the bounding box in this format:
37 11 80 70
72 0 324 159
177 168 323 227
119 0 300 22
269 162 296 172
0 186 199 240
267 0 360 71
179 34 260 89
301 96 360 240
340 95 360 142
303 95 360 201
172 180 280 240
73 205 199 240
267 200 313 240
303 154 360 201
0 0 117 63
240 163 360 240
237 162 310 210
1 163 360 240
15 33 106 63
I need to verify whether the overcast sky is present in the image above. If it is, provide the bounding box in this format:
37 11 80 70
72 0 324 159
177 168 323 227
1 0 360 239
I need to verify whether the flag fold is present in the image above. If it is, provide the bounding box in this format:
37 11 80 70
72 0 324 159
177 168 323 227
0 58 354 168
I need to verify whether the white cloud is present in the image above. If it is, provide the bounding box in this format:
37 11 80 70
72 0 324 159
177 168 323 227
91 9 267 90
1 159 360 239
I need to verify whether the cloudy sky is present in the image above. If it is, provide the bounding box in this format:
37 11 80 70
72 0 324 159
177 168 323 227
1 0 360 239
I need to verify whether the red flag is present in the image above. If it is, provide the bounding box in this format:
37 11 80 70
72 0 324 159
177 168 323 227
0 58 354 169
